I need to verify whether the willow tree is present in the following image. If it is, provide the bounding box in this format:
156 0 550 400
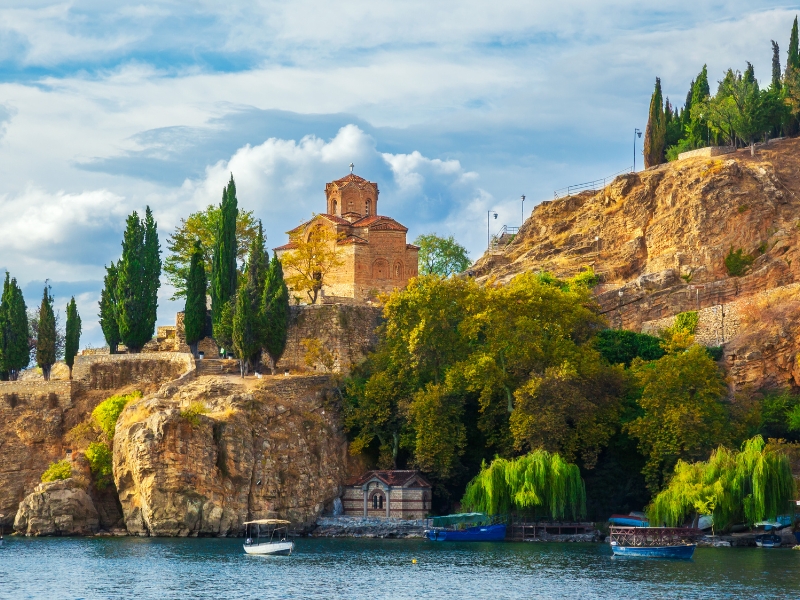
462 450 586 520
648 436 796 530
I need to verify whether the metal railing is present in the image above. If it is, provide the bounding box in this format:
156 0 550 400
554 166 633 199
490 225 519 250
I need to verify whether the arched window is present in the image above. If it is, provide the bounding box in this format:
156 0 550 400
379 495 384 509
373 495 378 509
332 200 337 214
365 199 371 216
393 262 403 279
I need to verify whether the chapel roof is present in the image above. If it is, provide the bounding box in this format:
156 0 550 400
346 470 432 488
350 215 408 232
329 173 372 186
285 213 351 235
337 235 369 245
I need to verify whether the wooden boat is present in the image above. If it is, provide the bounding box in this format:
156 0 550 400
609 526 700 559
755 534 782 548
243 519 294 556
425 513 507 542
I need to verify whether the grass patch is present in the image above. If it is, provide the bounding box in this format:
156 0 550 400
737 204 750 213
41 460 72 482
85 441 113 489
673 311 700 335
181 401 209 427
724 247 755 277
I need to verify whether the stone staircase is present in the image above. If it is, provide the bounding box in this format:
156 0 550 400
195 359 240 376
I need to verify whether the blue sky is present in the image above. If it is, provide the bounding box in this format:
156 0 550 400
0 1 796 347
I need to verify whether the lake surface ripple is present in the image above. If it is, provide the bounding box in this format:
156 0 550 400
1 537 798 599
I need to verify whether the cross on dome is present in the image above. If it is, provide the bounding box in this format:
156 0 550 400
349 162 354 173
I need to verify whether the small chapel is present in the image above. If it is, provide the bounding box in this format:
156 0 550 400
274 169 419 303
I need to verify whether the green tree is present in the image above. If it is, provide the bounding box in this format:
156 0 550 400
643 77 666 167
64 297 81 380
98 263 120 354
414 233 471 277
786 16 799 80
0 273 29 380
36 284 56 381
211 175 239 341
595 329 664 367
184 239 207 358
261 254 290 374
232 280 260 376
687 65 711 148
165 204 258 299
772 40 782 91
626 344 729 492
116 208 160 352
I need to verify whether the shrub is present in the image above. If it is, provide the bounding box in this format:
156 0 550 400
673 311 699 334
92 391 142 439
738 204 750 213
41 460 72 482
85 441 113 489
705 346 724 361
568 267 600 289
180 401 209 427
724 247 754 277
595 329 665 367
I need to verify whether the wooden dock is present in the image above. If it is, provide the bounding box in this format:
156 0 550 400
507 520 597 541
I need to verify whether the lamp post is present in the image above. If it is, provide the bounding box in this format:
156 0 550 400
634 128 642 171
487 210 497 251
521 195 526 226
618 289 624 329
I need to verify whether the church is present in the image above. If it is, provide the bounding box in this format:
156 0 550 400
274 169 419 303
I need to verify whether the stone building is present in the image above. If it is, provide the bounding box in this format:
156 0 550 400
341 470 432 519
274 171 419 303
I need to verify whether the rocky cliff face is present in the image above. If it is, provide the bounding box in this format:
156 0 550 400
473 139 800 392
14 479 99 536
113 374 348 536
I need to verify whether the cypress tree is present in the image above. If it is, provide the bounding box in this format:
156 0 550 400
262 254 290 374
232 279 260 376
36 284 56 381
99 262 121 353
184 239 207 358
211 175 239 342
116 211 147 352
64 297 81 380
142 206 161 345
643 77 666 167
248 221 269 299
772 40 782 91
744 61 757 87
787 16 799 79
6 277 29 380
0 273 10 380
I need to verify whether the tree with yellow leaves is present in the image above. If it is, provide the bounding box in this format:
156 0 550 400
280 223 344 304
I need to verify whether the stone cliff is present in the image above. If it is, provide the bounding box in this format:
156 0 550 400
473 138 800 392
114 374 348 536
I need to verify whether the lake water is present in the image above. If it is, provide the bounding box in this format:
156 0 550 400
1 537 799 599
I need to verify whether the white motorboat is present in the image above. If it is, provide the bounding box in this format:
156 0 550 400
243 519 294 556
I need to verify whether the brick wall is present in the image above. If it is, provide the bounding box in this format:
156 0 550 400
281 304 383 374
342 484 429 519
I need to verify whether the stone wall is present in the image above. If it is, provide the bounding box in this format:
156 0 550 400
72 353 194 390
0 380 75 410
678 145 735 161
641 282 800 347
281 303 383 373
342 485 429 519
312 515 426 538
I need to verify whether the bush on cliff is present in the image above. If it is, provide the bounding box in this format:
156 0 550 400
724 247 754 277
85 442 113 489
41 460 72 482
595 329 664 367
180 401 209 427
92 391 142 440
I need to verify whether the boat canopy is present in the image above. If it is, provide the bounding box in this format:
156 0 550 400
243 519 291 525
430 513 489 527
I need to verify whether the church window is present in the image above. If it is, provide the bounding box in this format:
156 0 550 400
373 495 378 509
365 199 371 216
394 262 403 279
332 200 337 214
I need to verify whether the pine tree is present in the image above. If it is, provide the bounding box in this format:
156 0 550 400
772 40 782 91
211 175 239 343
262 254 290 374
99 262 121 353
786 16 799 79
64 297 81 380
643 77 666 167
6 277 29 380
184 239 207 358
36 284 56 381
116 208 160 352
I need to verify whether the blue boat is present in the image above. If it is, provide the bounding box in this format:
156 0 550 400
610 543 696 558
425 513 507 542
608 514 649 528
609 526 700 560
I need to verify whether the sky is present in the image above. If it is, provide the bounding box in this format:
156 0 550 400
0 1 796 348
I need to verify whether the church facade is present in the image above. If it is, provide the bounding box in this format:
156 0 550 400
274 172 419 303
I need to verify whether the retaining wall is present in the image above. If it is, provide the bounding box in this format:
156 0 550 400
0 380 75 411
72 352 194 390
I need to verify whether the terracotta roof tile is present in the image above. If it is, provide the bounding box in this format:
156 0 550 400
337 235 368 245
273 242 298 251
345 470 432 488
330 173 371 185
350 215 408 232
406 244 420 250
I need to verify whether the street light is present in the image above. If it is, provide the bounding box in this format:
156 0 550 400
521 195 526 226
487 210 497 251
634 128 642 171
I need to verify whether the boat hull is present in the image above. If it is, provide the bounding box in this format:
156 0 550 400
611 544 695 559
608 517 649 527
426 524 506 542
243 540 294 556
